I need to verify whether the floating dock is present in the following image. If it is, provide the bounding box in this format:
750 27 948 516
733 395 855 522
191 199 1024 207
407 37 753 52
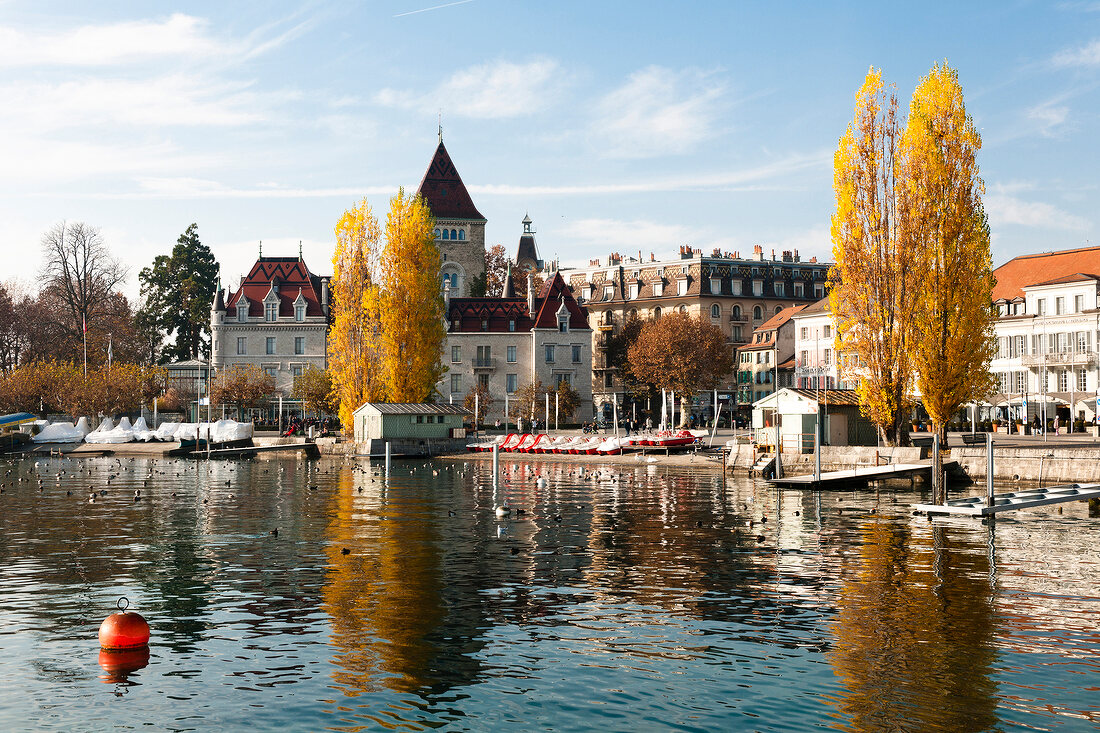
769 461 950 489
913 483 1100 516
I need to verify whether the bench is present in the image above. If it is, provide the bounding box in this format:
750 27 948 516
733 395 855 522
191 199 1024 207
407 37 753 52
961 433 989 446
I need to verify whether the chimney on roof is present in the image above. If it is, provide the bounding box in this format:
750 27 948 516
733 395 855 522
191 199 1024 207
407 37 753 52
810 256 818 263
794 249 800 263
527 274 535 318
320 277 330 315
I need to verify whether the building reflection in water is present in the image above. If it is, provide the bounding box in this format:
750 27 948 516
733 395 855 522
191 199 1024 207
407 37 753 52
826 519 998 732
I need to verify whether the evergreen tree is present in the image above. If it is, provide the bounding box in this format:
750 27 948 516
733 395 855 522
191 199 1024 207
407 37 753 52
136 224 220 362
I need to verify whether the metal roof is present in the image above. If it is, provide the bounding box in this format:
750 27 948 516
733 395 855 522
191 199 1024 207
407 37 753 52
354 402 471 416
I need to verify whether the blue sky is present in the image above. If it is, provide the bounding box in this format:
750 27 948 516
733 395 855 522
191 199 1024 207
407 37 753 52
0 1 1097 297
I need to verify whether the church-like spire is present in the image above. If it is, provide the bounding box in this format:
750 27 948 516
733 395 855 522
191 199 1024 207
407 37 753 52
415 141 485 220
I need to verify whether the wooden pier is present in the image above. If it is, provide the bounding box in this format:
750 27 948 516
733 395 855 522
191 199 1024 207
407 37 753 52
768 461 949 489
913 483 1100 516
181 442 321 459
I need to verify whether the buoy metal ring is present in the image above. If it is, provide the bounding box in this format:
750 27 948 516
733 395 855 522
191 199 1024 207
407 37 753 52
116 597 129 612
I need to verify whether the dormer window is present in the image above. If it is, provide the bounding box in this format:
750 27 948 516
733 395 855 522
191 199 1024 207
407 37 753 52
237 302 248 322
265 302 278 322
677 279 688 296
559 316 569 333
710 277 721 294
653 281 664 297
603 284 613 300
295 304 305 322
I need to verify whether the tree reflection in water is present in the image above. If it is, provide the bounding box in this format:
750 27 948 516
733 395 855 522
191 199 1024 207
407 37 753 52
827 520 998 732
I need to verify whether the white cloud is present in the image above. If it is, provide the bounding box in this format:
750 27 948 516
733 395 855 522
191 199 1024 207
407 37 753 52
0 14 223 67
985 194 1090 230
593 66 725 159
1052 38 1100 67
1027 101 1071 137
376 58 563 118
2 76 265 135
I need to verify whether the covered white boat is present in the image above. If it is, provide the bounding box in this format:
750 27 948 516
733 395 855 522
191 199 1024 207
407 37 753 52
31 417 91 444
131 416 157 442
85 416 135 444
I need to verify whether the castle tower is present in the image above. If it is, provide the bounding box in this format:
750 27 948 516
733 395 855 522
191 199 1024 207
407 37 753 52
416 140 486 297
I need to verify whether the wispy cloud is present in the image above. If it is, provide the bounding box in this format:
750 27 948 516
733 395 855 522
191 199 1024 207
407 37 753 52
593 66 726 159
560 218 702 253
1027 99 1071 137
0 13 310 187
394 0 475 18
985 193 1090 230
376 58 563 118
0 14 222 67
72 150 829 200
1052 38 1100 67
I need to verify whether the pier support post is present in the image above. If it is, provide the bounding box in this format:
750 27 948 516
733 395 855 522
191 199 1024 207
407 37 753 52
492 443 499 492
932 432 941 504
814 418 821 484
385 441 391 481
986 432 994 507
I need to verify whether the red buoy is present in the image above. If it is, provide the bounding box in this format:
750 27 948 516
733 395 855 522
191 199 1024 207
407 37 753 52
98 598 150 650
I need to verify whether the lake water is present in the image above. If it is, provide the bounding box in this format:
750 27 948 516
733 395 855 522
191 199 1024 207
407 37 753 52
0 454 1097 731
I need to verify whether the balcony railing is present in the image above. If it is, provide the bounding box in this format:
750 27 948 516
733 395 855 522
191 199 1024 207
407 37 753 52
471 357 496 370
1020 351 1096 367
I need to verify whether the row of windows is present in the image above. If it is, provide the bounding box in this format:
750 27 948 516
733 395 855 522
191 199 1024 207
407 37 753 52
995 331 1095 358
996 368 1089 393
450 372 573 394
1032 294 1088 317
235 336 307 355
452 316 572 333
436 228 466 241
227 363 304 379
798 325 832 339
449 344 583 364
798 349 834 366
600 303 782 329
583 279 824 302
237 303 307 323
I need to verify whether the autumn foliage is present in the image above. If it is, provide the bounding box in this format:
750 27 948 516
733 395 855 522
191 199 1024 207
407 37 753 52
628 312 733 425
209 364 274 416
0 360 163 417
830 63 995 447
328 191 446 427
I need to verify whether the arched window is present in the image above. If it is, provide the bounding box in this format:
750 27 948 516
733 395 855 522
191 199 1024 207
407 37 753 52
604 310 614 325
442 229 449 240
434 228 440 239
774 305 782 315
711 304 720 318
679 305 687 313
451 228 457 239
753 305 762 320
654 306 662 321
732 305 742 319
458 230 465 241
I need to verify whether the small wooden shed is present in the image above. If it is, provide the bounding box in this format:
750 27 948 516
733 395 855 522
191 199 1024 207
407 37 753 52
752 388 877 451
352 403 470 444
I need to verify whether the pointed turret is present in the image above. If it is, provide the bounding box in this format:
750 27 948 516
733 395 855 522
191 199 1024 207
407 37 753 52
501 262 515 298
416 141 485 220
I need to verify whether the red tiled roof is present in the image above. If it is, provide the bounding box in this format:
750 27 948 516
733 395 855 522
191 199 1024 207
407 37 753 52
449 272 590 332
224 257 325 318
1028 272 1099 288
992 245 1100 301
416 141 485 221
757 304 806 331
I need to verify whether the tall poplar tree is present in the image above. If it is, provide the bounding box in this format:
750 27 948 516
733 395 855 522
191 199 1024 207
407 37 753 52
329 199 384 428
829 68 923 446
903 63 996 442
379 189 446 402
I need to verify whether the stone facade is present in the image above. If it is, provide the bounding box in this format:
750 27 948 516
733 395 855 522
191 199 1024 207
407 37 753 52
565 244 829 418
441 272 593 423
417 140 487 298
210 255 330 397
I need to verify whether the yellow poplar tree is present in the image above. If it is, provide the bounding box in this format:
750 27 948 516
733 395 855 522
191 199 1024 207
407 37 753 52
329 198 384 428
829 68 923 446
903 62 996 443
379 189 446 402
